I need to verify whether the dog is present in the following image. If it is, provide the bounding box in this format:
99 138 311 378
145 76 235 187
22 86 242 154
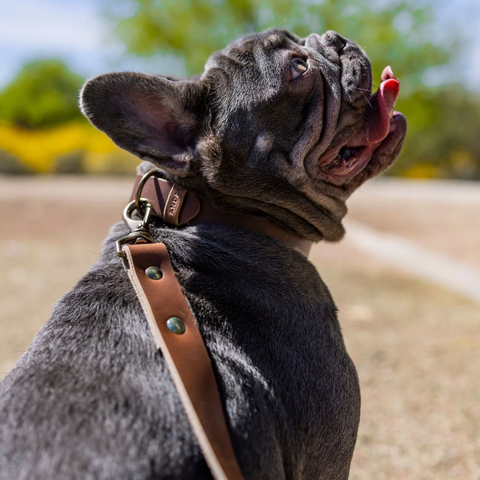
0 29 406 479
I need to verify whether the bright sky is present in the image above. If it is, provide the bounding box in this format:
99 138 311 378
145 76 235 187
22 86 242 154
0 0 479 90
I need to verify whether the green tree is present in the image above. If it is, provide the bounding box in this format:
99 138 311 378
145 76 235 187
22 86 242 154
392 84 480 178
107 0 451 91
0 60 84 129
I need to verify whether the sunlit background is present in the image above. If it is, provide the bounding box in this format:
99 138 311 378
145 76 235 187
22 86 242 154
1 1 479 478
1 0 480 177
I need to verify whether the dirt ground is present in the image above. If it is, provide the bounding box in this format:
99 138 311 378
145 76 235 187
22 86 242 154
0 175 479 479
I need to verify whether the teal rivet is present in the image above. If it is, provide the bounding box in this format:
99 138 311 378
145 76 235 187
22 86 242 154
145 266 162 280
166 317 185 335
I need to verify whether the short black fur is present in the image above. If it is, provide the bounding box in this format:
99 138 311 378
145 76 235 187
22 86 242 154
0 28 406 480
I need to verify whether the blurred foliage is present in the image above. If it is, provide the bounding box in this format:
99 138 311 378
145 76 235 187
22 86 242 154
0 0 478 178
0 121 138 175
108 0 449 90
0 148 34 175
0 59 138 175
0 60 84 129
391 84 480 178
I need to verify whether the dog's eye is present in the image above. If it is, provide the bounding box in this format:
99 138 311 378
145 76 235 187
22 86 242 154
291 58 308 79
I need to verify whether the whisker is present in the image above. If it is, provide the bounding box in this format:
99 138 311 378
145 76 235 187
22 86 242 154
359 91 373 109
354 87 372 93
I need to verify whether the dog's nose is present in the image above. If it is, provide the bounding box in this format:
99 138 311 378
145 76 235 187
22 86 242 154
319 31 348 53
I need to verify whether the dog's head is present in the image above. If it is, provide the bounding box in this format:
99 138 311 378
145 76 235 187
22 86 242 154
81 29 406 241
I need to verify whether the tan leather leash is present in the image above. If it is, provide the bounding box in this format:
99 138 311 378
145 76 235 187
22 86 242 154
122 243 244 480
116 170 312 480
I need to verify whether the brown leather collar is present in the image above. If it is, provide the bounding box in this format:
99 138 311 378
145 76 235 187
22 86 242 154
130 175 312 257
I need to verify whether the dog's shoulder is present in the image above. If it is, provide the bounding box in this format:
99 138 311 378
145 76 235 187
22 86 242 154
0 223 356 480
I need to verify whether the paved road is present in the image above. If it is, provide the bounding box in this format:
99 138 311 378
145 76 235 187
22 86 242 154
345 218 480 304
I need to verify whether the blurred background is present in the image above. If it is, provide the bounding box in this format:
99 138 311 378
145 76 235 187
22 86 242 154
1 0 480 177
1 0 479 478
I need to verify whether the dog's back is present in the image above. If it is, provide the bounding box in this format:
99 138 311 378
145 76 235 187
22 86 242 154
0 223 359 480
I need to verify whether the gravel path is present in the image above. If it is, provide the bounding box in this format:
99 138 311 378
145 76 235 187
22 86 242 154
1 175 479 478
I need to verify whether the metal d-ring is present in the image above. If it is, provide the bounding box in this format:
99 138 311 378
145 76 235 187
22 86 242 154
134 169 163 216
116 170 163 258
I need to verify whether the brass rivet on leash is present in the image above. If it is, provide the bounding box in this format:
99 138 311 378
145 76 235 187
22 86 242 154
145 266 163 280
166 317 186 334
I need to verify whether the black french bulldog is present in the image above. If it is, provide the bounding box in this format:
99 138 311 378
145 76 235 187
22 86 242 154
0 29 406 479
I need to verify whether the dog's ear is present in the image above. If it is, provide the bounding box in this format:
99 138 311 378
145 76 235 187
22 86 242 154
80 72 205 175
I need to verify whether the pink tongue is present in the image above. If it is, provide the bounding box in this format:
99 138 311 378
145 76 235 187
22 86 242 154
347 66 400 147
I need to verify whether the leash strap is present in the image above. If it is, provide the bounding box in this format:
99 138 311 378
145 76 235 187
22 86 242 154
122 243 244 480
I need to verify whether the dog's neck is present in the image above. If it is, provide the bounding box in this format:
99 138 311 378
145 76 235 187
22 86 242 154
130 174 313 257
137 162 348 244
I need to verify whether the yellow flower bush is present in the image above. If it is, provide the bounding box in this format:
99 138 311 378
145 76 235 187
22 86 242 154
401 164 441 179
0 121 138 174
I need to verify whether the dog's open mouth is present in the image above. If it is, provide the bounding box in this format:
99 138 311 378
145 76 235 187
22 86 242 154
319 66 404 184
